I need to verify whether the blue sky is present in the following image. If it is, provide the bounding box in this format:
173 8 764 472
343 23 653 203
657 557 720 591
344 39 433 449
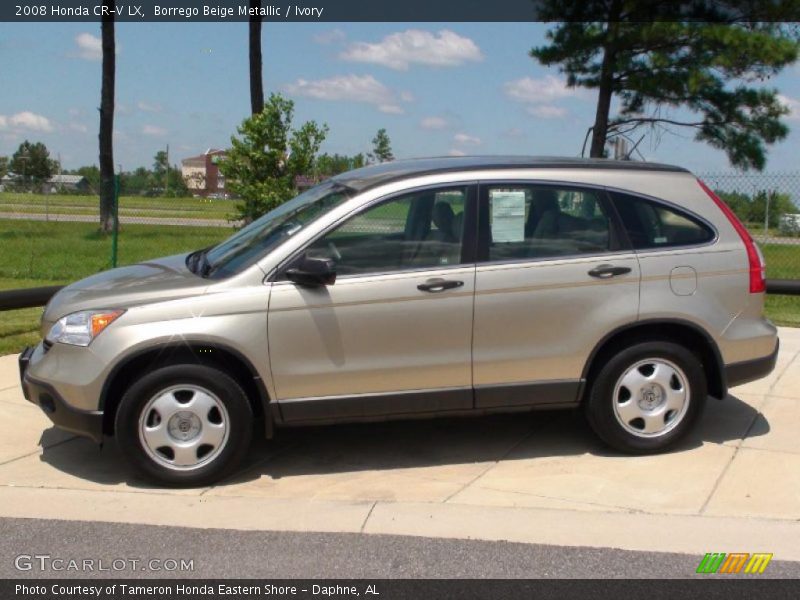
1 21 799 172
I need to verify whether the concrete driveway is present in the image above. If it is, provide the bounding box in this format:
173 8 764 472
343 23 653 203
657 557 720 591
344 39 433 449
0 327 798 561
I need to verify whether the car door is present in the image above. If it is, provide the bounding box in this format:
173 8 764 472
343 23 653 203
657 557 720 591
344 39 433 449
472 182 640 408
268 183 477 422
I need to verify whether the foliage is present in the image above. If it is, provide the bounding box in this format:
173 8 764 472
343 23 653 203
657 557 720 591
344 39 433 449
717 189 798 228
531 2 799 169
219 93 328 223
369 128 394 163
0 156 8 179
9 141 54 188
314 153 367 177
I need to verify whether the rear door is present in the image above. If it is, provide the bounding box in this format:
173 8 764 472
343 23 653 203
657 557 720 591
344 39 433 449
472 182 640 408
268 183 478 422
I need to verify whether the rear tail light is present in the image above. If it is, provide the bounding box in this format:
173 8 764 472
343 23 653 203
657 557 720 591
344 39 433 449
697 179 766 293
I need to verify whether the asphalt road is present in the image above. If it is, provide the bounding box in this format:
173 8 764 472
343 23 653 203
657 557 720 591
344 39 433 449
1 517 799 579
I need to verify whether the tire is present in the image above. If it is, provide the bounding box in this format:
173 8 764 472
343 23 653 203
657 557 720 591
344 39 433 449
585 341 706 454
115 364 253 486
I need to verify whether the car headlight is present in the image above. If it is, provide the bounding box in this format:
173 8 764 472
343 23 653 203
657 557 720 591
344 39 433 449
45 309 125 347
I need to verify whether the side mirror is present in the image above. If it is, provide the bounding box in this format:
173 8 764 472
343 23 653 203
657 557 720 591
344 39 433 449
285 256 336 287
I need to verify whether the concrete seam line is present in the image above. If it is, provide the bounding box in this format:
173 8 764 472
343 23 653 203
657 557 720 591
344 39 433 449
0 435 78 468
360 501 377 534
767 349 800 396
698 407 762 515
442 414 553 504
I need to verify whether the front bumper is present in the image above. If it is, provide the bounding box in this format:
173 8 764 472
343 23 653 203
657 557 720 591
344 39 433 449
19 347 104 443
725 338 780 389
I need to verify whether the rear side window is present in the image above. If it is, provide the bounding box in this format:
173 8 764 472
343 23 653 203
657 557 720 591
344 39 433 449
482 185 613 262
611 191 715 249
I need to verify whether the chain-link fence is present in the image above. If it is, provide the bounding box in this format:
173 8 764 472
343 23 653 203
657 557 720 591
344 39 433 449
1 172 799 286
699 172 800 282
0 189 237 287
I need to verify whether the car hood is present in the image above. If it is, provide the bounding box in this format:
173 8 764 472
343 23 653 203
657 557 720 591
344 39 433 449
42 253 208 332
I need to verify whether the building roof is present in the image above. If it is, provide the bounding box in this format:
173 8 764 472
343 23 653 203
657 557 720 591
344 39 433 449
48 174 87 185
331 155 689 192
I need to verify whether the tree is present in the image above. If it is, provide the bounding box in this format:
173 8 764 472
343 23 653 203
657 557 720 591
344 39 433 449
98 2 116 232
717 189 798 227
249 0 264 115
219 93 328 223
369 128 394 163
0 156 8 179
10 141 53 189
531 2 799 169
314 153 367 177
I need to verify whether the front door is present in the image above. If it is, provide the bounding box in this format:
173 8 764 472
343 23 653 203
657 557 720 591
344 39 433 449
268 184 477 422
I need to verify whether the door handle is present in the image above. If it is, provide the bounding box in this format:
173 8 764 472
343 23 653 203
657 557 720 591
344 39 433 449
588 264 632 279
417 278 464 292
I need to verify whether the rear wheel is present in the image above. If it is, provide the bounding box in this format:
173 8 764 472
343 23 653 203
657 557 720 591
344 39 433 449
585 341 706 453
115 364 253 486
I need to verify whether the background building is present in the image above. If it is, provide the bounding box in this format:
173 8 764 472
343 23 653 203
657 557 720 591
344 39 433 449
181 149 227 198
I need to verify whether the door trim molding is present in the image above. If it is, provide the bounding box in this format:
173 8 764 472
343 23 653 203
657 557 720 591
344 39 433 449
279 386 473 423
474 379 582 409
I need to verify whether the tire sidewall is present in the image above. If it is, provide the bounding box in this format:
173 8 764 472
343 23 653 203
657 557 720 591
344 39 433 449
115 364 253 486
587 341 707 453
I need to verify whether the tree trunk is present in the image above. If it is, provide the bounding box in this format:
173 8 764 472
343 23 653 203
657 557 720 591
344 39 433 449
249 0 264 115
98 6 115 233
589 5 621 159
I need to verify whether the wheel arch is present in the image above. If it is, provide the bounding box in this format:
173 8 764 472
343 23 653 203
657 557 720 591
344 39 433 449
580 319 726 402
99 342 272 437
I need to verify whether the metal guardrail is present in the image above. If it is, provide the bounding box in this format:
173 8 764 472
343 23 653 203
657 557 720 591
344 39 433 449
0 286 64 311
0 280 797 312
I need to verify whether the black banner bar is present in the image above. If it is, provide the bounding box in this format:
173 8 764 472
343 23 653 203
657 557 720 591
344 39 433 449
3 0 800 23
4 579 800 600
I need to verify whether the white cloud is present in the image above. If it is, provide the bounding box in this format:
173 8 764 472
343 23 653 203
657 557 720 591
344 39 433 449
420 116 448 130
284 74 410 114
448 149 467 157
504 75 580 104
526 105 567 119
0 111 54 132
453 133 481 146
501 127 525 138
313 29 346 44
142 124 167 136
68 122 88 133
778 94 800 121
340 29 483 71
137 101 163 113
75 33 102 61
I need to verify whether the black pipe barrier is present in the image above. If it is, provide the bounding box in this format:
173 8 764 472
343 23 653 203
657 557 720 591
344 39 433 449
0 279 798 312
0 285 64 311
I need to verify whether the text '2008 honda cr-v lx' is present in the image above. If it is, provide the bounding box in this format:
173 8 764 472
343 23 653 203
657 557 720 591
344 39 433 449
19 156 779 485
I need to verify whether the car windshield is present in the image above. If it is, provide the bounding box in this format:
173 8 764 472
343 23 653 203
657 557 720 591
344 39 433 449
191 181 352 279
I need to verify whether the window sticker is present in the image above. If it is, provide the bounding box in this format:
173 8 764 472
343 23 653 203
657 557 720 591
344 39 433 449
491 190 526 242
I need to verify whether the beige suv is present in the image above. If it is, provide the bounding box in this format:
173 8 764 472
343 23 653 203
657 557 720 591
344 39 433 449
19 157 779 486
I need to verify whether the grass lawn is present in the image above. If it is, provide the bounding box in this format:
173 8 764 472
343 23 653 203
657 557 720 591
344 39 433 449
0 192 235 220
0 218 798 356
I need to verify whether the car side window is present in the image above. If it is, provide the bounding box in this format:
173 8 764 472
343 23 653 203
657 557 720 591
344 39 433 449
611 191 715 249
305 186 468 276
483 185 612 262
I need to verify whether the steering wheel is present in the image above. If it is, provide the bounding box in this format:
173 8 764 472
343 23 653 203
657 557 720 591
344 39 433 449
327 241 342 261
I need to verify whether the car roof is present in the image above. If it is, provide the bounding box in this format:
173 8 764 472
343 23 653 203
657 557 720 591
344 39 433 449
331 155 690 192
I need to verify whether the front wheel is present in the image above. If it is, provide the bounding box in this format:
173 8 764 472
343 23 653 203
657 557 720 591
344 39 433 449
115 364 253 486
585 341 706 454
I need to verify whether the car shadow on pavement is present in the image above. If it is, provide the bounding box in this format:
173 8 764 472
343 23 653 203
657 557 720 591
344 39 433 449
37 394 767 490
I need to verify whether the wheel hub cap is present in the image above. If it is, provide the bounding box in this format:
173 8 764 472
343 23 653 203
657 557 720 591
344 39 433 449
638 384 665 410
612 358 691 439
167 411 202 442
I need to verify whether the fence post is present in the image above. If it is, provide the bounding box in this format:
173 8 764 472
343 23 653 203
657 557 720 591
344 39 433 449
111 174 119 268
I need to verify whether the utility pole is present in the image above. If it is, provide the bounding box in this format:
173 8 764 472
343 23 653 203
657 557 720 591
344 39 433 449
164 144 170 196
